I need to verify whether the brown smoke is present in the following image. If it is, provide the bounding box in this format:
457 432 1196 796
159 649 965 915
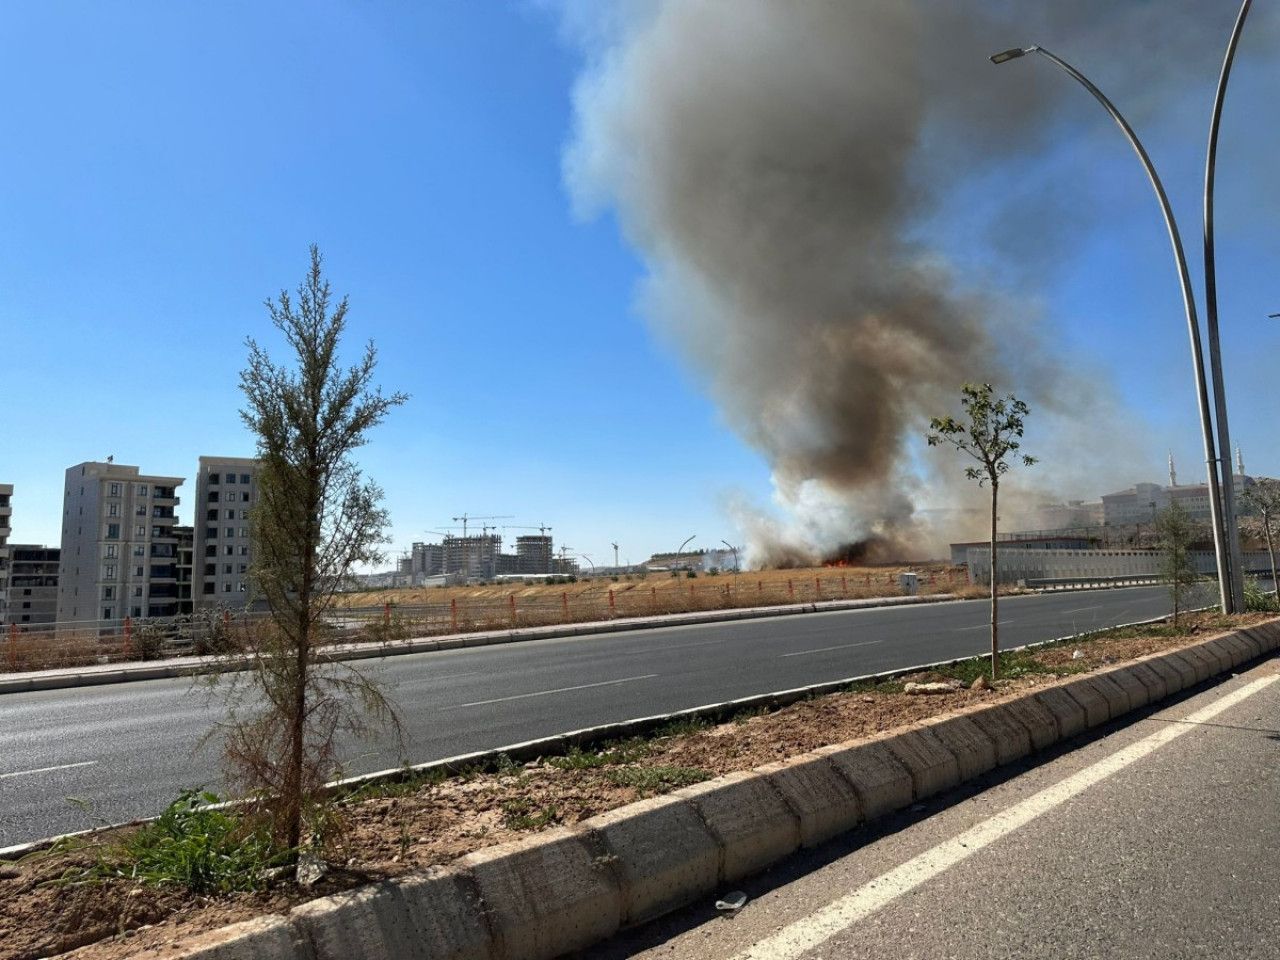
560 1 1277 565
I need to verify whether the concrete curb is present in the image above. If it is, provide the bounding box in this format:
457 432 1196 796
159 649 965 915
0 593 961 696
133 619 1280 960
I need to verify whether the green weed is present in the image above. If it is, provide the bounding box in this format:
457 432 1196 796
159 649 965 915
605 766 710 797
63 791 290 894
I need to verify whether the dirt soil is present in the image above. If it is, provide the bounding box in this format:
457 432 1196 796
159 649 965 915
3 611 1271 960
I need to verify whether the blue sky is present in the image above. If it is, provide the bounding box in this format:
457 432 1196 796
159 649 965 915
1 2 1277 566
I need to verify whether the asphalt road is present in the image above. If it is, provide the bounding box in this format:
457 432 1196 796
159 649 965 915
0 585 1185 846
590 651 1280 960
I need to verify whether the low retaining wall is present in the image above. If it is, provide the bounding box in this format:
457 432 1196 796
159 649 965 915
146 620 1280 960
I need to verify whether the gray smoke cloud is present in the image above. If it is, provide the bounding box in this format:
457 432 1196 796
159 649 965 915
559 0 1277 565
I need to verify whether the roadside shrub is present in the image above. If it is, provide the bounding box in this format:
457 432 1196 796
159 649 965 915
1244 576 1280 612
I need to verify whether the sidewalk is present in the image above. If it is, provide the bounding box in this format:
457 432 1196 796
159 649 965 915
0 592 953 695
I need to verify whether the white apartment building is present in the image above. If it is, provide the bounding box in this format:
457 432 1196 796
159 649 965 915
0 483 13 623
57 462 184 624
192 456 261 608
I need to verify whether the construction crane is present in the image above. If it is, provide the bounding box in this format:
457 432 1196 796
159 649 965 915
503 523 554 537
452 513 513 537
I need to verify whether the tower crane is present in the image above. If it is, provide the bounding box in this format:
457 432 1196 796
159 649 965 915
452 513 513 537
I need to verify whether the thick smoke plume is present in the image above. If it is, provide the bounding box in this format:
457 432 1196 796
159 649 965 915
561 1 1276 566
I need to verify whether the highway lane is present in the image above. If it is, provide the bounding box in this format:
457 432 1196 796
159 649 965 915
0 586 1184 846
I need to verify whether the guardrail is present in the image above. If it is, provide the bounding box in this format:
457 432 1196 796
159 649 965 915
1024 574 1170 590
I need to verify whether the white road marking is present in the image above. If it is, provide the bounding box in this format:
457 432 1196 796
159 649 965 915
1058 605 1102 614
0 760 98 780
441 674 660 709
778 640 882 659
730 673 1279 960
955 621 1015 631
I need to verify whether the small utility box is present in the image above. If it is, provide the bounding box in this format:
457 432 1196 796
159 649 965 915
899 571 919 596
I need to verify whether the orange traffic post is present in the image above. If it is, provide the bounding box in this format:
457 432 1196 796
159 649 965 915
608 589 616 616
508 593 517 626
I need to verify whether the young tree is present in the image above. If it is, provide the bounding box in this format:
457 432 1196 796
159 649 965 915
928 384 1035 680
1153 502 1200 627
1239 478 1280 603
233 245 407 855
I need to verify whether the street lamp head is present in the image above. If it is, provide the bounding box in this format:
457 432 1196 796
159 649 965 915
990 46 1034 65
1268 313 1280 319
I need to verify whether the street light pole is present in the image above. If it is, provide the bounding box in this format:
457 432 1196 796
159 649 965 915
720 539 740 573
676 535 696 572
991 45 1232 614
1203 0 1253 613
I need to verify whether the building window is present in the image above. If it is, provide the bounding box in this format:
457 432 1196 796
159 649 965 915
137 484 148 496
205 546 217 558
103 607 114 620
239 564 248 574
225 545 234 556
105 545 118 559
133 585 143 598
135 524 146 537
152 526 164 538
102 586 114 600
225 509 236 520
238 582 247 592
239 546 250 556
208 492 219 503
202 583 215 595
239 528 249 538
225 527 235 539
240 509 250 520
104 564 117 579
240 474 251 485
107 503 119 517
224 563 233 574
206 526 218 540
136 505 147 517
109 483 121 496
106 523 120 540
131 606 142 618
135 565 144 577
133 545 145 558
209 473 220 484
223 583 232 593
241 493 250 503
225 474 236 484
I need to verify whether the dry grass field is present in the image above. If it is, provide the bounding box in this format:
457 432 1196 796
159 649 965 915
337 562 969 636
